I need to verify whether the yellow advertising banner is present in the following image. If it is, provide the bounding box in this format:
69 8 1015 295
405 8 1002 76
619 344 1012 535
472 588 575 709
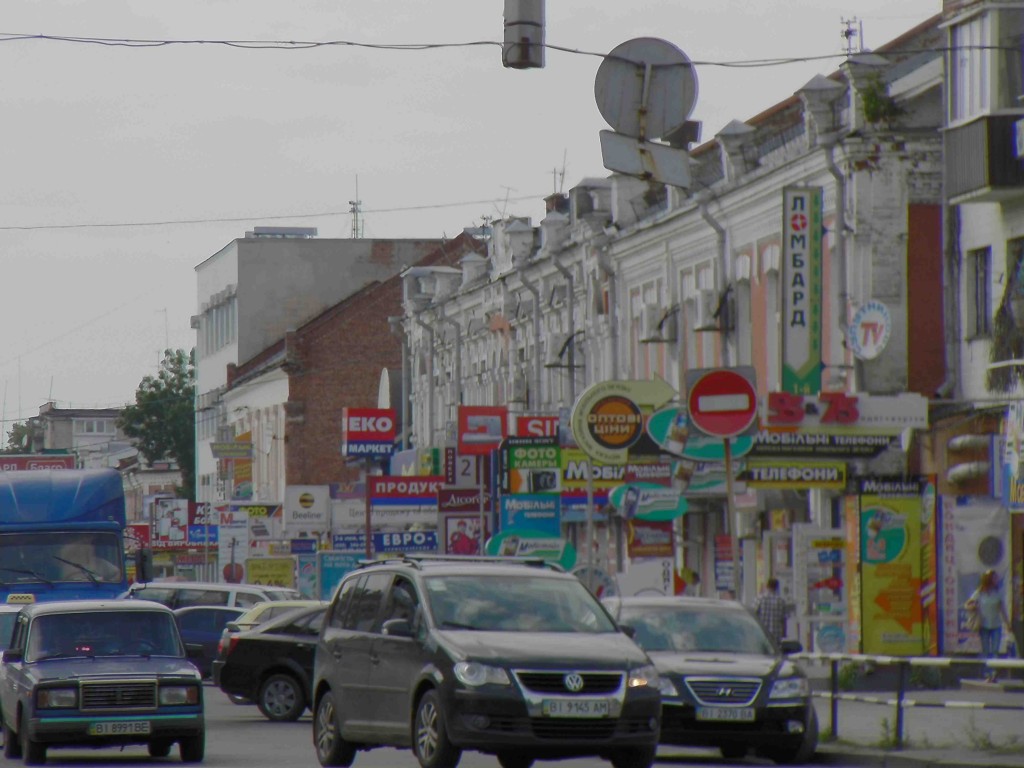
859 478 925 655
245 557 296 588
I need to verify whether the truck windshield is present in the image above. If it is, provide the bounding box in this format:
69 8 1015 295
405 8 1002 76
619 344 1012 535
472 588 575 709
0 532 123 585
27 610 183 661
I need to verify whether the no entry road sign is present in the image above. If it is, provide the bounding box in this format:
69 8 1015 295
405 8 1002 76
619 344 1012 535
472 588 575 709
686 367 759 439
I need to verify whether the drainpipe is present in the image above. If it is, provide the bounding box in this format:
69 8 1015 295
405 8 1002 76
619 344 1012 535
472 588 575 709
553 255 577 403
438 306 463 409
596 247 619 380
387 316 410 450
699 195 730 366
824 139 859 392
414 313 436 446
518 270 543 410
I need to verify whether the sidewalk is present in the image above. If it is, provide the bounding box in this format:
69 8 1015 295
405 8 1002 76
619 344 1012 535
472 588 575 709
809 671 1024 768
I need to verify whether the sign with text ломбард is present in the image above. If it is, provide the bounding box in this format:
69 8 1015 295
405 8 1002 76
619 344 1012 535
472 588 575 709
782 187 823 394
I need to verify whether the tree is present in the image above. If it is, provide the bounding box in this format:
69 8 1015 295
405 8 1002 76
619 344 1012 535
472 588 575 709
119 348 196 500
1 421 33 454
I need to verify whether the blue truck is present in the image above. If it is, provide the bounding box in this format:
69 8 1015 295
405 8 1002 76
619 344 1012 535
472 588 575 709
0 469 132 603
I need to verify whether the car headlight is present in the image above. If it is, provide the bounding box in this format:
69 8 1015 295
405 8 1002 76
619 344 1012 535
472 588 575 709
628 664 660 689
159 685 200 705
769 676 810 699
37 688 77 708
453 662 511 687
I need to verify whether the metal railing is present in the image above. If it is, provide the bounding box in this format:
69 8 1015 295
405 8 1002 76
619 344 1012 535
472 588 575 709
792 653 1024 749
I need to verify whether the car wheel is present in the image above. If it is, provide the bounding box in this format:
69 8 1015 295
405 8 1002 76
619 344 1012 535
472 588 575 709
314 691 357 767
609 745 656 768
148 740 173 757
414 689 461 768
21 712 45 766
3 715 22 759
258 673 305 722
179 731 206 763
497 753 534 768
720 743 747 759
760 706 819 765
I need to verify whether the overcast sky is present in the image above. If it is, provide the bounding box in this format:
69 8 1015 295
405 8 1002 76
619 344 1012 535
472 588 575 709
0 0 940 436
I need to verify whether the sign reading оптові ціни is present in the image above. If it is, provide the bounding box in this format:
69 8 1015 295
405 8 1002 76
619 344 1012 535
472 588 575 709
569 376 676 464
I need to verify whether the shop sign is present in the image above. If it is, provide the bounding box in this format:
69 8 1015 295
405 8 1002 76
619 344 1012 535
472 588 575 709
0 454 74 470
750 430 900 458
847 300 892 360
608 483 687 521
744 460 847 489
764 392 927 433
569 376 676 464
457 406 507 456
210 441 253 460
626 520 674 558
781 186 823 394
341 407 396 457
368 476 445 528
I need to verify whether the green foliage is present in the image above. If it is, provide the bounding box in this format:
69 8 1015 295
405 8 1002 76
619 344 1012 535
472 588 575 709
909 665 942 690
860 74 905 126
119 348 196 500
1 421 33 454
837 662 861 691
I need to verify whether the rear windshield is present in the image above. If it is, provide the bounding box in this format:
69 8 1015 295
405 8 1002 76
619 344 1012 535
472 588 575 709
27 611 183 662
263 589 302 601
423 574 617 633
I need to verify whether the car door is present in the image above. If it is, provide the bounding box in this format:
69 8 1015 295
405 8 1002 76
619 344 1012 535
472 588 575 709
318 571 389 740
366 575 425 744
265 608 325 695
0 613 29 727
176 607 245 678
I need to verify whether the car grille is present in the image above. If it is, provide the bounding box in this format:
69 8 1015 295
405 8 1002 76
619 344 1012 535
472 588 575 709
684 678 761 706
80 680 158 710
514 671 623 695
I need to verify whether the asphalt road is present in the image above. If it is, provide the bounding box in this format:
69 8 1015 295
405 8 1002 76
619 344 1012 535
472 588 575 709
20 685 798 768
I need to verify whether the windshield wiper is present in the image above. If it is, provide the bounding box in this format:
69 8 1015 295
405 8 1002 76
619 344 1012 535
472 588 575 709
34 652 90 661
0 566 53 586
52 556 99 583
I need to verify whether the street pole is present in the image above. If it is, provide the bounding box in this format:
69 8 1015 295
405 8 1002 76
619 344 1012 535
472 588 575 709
585 463 596 593
363 460 372 560
478 456 486 555
724 437 741 600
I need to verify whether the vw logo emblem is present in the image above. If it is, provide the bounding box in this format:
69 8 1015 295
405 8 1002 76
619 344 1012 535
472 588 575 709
717 687 732 698
564 674 585 692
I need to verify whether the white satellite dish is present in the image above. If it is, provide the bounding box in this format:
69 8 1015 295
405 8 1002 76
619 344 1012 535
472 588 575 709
594 37 699 141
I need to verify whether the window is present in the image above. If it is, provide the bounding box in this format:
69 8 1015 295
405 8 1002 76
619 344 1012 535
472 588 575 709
176 588 229 608
996 9 1024 109
951 13 991 122
329 577 359 630
967 247 992 338
347 573 389 632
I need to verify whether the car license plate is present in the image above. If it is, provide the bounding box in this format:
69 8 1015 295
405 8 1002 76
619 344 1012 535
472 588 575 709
88 721 151 736
542 699 610 718
696 706 755 722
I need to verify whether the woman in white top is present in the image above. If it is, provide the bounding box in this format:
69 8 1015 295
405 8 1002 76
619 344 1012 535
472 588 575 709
966 569 1010 682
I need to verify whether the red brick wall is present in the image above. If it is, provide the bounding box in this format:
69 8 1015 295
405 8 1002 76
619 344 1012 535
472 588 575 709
906 204 946 396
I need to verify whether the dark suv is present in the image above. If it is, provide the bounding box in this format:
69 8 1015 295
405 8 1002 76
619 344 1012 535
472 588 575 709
311 556 662 768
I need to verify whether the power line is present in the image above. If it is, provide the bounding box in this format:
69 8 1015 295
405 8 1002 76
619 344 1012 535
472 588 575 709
0 194 548 233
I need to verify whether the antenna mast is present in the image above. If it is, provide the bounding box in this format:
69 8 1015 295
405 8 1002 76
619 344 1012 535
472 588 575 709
349 175 363 238
841 17 862 56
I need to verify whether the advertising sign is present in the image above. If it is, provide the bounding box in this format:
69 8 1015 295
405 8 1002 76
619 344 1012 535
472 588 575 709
626 519 674 558
210 442 254 460
368 476 445 528
457 405 508 456
781 186 823 394
218 506 249 584
515 415 559 438
499 494 560 535
743 460 847 490
646 407 754 461
569 376 675 464
231 431 254 500
437 487 490 513
153 499 189 548
0 454 74 470
847 300 892 360
792 523 847 653
751 431 900 458
440 513 487 556
245 557 296 588
503 437 561 494
341 407 396 457
765 392 928 433
485 529 576 571
608 483 686 522
125 523 150 553
284 485 330 533
859 477 926 655
188 525 218 545
318 551 363 601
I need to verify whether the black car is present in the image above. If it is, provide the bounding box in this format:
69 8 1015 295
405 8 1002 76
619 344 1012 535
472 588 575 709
603 595 817 764
173 605 247 679
213 604 327 721
0 600 204 765
311 555 662 768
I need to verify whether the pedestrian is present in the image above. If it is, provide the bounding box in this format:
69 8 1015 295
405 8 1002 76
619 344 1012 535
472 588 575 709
965 569 1011 682
755 577 787 644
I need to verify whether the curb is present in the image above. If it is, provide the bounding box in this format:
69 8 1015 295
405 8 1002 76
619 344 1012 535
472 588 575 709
816 744 1024 768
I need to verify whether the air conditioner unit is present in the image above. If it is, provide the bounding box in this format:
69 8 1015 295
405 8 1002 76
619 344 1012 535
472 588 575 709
640 303 677 343
694 288 721 332
510 371 528 403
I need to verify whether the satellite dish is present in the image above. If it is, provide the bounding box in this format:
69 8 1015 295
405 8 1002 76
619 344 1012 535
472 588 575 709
594 37 699 141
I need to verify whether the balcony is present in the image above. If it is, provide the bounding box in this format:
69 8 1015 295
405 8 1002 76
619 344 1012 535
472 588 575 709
945 114 1024 203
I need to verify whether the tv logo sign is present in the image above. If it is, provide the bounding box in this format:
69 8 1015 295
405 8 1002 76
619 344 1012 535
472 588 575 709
341 407 396 457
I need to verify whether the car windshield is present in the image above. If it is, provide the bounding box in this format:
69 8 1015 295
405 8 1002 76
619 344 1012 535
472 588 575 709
423 574 617 633
0 531 123 584
619 604 775 655
27 610 183 661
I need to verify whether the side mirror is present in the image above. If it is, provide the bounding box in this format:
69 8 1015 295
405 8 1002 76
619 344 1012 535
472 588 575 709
779 639 803 655
135 548 154 584
381 619 413 638
2 649 23 663
619 624 637 639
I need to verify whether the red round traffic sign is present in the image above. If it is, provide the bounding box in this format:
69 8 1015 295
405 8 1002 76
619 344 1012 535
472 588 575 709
686 368 758 438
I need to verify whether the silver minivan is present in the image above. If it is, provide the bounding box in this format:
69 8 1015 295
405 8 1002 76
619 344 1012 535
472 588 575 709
120 581 301 610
